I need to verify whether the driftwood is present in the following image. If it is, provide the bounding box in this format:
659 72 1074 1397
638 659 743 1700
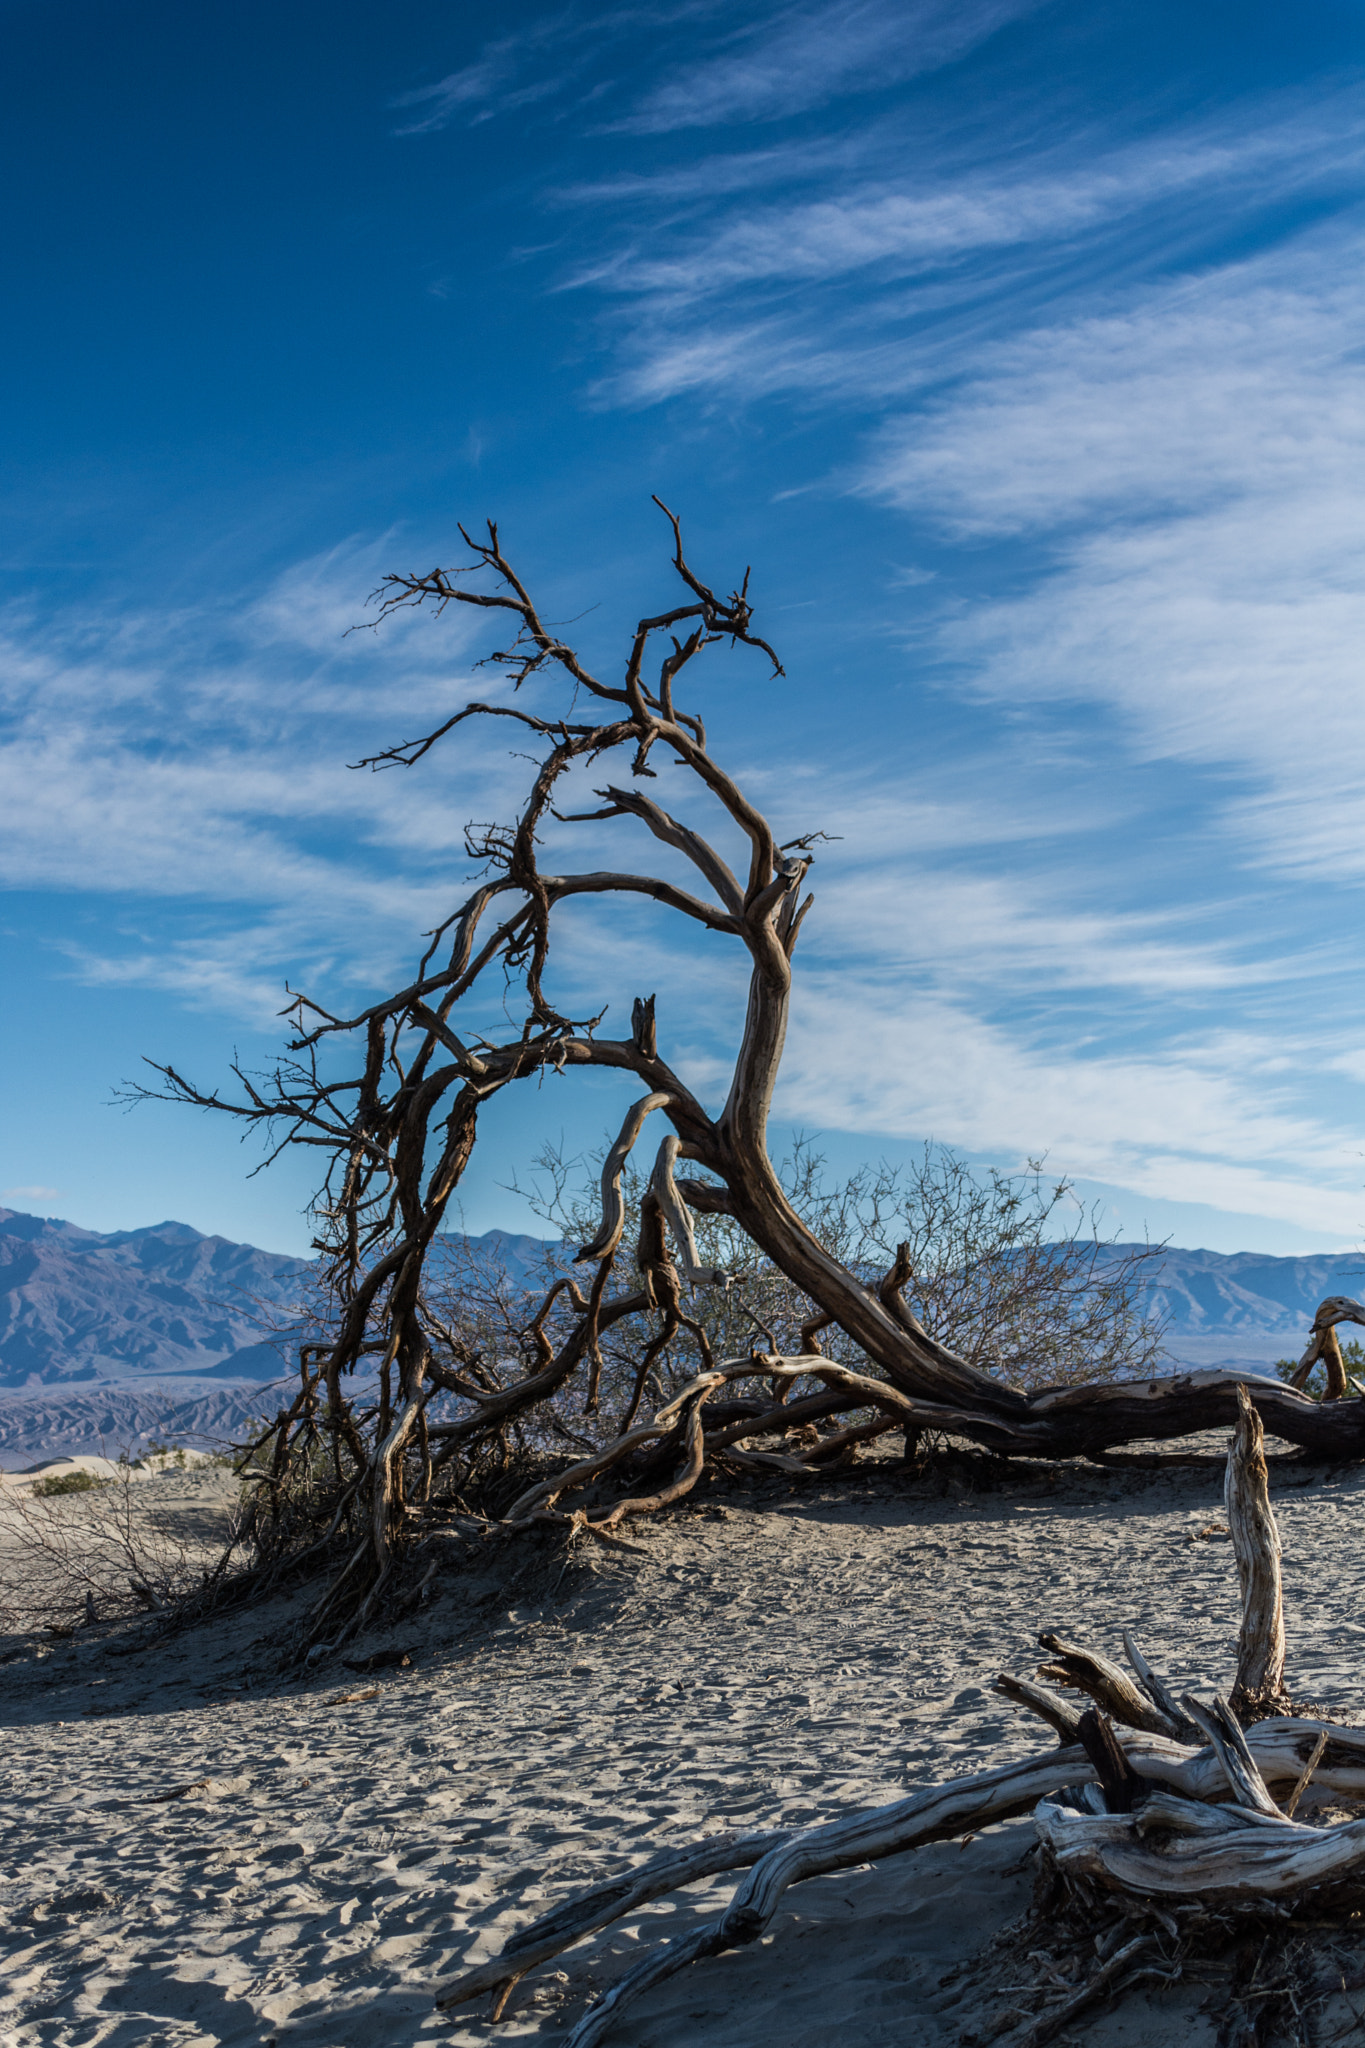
1226 1382 1288 1714
437 1344 1361 1551
132 510 1365 1639
433 1395 1365 2041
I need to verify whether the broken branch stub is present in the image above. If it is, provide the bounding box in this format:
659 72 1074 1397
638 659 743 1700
1226 1381 1287 1716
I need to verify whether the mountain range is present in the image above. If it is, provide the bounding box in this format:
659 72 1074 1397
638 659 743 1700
0 1207 309 1386
1 1204 1360 1461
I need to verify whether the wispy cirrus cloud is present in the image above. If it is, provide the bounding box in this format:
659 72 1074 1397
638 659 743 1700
617 0 1038 132
775 982 1365 1236
394 0 1038 137
574 123 1357 298
858 227 1365 887
0 542 543 1021
566 96 1365 407
392 3 693 135
863 249 1365 531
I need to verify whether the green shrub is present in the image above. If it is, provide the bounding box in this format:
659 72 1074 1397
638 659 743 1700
33 1470 109 1498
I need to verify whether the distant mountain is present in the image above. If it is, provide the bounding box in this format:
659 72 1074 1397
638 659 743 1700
0 1207 311 1388
0 1379 281 1467
0 1209 564 1395
2 1205 1361 1460
0 1211 565 1461
1133 1246 1365 1367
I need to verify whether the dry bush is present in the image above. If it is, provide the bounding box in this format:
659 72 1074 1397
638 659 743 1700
0 1464 240 1635
464 1138 1169 1435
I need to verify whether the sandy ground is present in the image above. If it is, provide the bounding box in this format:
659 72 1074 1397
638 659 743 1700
0 1448 1363 2048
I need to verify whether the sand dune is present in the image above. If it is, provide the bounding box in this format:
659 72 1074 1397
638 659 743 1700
0 1453 1362 2046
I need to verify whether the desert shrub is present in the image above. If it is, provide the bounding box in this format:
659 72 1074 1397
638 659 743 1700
142 1440 187 1469
33 1470 108 1498
0 1464 240 1633
411 1139 1168 1463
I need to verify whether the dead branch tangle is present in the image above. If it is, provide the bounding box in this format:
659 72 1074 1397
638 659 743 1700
131 508 1365 1644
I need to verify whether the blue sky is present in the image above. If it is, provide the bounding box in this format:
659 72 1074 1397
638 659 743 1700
4 0 1365 1258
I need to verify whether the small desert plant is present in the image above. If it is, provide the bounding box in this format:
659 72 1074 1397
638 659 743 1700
138 1440 189 1471
32 1470 109 1498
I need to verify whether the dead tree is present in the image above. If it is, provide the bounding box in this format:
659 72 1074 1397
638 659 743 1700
137 508 1365 1643
433 1386 1365 2045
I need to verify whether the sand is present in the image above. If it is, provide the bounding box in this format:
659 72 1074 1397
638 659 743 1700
0 1449 1362 2047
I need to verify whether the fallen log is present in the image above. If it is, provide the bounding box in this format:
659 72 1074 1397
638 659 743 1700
433 1383 1365 2040
436 1748 1099 2028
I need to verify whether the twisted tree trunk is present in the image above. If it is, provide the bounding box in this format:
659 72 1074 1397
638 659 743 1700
136 508 1365 1635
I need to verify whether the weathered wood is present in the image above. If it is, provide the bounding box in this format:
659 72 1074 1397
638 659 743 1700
720 1749 1092 1943
1036 1631 1184 1739
1076 1708 1145 1812
1320 1325 1350 1401
575 1092 673 1262
1123 1718 1365 1800
1288 1295 1365 1395
1036 1802 1365 1900
1020 1365 1365 1461
1225 1383 1287 1713
993 1672 1084 1744
1178 1693 1282 1817
1130 1788 1277 1838
876 1242 930 1339
1121 1630 1202 1744
1284 1729 1328 1818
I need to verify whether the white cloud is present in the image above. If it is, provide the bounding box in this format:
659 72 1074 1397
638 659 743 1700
803 864 1268 996
391 29 574 135
775 980 1365 1237
0 543 570 1019
393 1 1037 140
560 86 1365 411
575 136 1328 300
864 261 1365 532
621 0 1037 132
858 230 1365 883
